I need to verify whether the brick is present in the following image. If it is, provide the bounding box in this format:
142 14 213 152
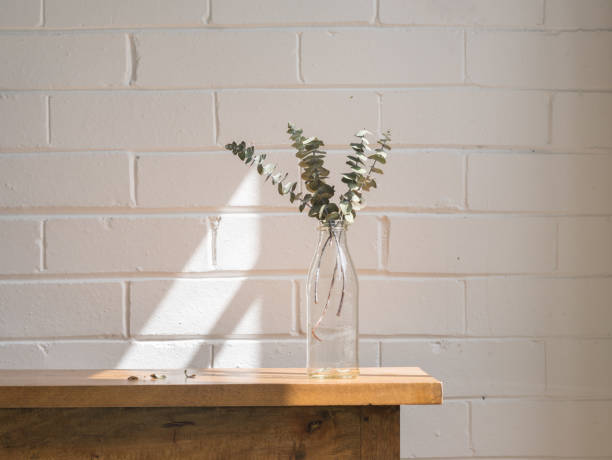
369 151 463 208
388 217 556 274
400 402 471 458
546 0 612 29
468 154 612 213
0 341 212 369
0 0 41 28
0 94 46 150
467 278 612 337
380 0 543 26
45 0 207 28
0 220 40 274
217 91 378 147
211 0 373 25
217 215 379 271
558 217 612 274
472 400 612 457
135 30 297 88
302 30 462 85
0 282 123 338
136 152 299 208
131 279 292 336
323 151 464 209
382 339 546 396
383 90 549 146
0 343 45 368
213 339 378 367
469 31 612 90
552 93 612 148
0 34 125 89
50 93 213 150
46 217 211 273
298 279 463 336
547 339 612 397
0 153 130 208
359 279 465 335
52 340 212 369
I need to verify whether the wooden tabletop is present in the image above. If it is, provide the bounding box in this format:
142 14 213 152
0 367 442 408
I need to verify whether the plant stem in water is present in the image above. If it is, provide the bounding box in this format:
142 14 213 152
314 231 332 304
331 229 346 316
311 249 339 341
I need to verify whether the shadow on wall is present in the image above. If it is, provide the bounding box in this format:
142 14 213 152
37 149 306 371
112 150 296 370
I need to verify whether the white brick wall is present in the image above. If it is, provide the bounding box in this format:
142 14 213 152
1 0 611 458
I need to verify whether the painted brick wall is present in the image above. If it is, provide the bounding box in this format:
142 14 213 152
1 0 611 458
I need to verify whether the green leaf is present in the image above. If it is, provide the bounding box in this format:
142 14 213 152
368 154 387 164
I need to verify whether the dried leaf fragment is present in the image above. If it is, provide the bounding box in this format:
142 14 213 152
184 369 196 379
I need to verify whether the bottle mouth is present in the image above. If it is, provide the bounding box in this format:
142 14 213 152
318 220 347 230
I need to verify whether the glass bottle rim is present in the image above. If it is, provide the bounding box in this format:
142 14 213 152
317 219 348 230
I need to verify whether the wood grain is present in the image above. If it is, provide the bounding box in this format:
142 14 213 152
0 367 442 408
360 405 400 458
0 406 400 459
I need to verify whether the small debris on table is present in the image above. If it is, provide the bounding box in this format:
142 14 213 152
150 373 167 380
184 369 196 379
127 375 139 381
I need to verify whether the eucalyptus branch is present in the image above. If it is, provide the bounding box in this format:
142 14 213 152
226 125 391 225
226 124 392 342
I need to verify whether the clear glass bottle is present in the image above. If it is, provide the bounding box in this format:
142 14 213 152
306 220 359 378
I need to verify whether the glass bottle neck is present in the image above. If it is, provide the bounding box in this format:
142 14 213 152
316 222 348 248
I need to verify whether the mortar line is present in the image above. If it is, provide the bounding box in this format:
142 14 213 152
374 0 381 25
40 220 47 271
212 91 220 145
462 279 468 335
2 209 611 219
3 272 611 282
128 34 138 87
46 95 51 145
291 279 300 336
547 92 554 145
2 24 612 33
296 32 304 84
554 220 560 271
3 334 612 343
463 153 469 209
543 338 549 392
468 400 475 454
129 153 138 207
205 0 212 24
376 92 383 135
377 215 390 270
463 29 468 83
123 281 131 338
207 216 221 268
1 85 612 94
40 0 45 27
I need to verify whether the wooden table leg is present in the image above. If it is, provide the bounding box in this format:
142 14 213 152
360 405 400 458
0 405 400 459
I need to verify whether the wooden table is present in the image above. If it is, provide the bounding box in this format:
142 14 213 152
0 367 442 459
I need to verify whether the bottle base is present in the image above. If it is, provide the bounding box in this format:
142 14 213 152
307 367 359 379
